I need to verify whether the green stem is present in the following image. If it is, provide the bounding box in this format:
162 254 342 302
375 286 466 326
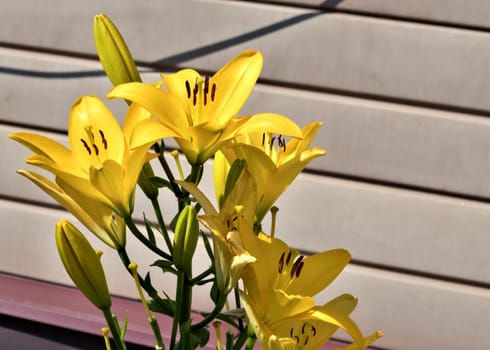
102 308 127 350
244 324 256 350
189 267 214 285
234 286 244 330
169 270 185 350
117 248 174 318
187 164 204 185
231 330 248 350
151 197 173 254
245 336 256 350
154 143 183 198
129 263 165 350
124 216 172 260
190 292 227 331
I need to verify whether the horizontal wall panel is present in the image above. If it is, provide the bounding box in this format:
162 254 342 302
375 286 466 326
2 1 490 112
3 49 490 199
3 124 490 284
317 264 490 350
245 84 490 199
1 200 488 350
258 0 490 29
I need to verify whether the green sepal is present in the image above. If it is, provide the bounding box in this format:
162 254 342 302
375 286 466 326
221 159 246 208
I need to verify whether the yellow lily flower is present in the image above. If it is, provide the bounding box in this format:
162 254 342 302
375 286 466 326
241 231 351 305
107 50 302 165
218 122 326 224
16 170 125 249
9 96 167 218
240 233 381 349
178 170 257 294
241 290 382 350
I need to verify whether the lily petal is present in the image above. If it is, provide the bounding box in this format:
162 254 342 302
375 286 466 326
108 82 187 131
17 170 124 248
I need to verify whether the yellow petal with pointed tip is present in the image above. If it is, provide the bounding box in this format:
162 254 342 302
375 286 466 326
108 82 187 130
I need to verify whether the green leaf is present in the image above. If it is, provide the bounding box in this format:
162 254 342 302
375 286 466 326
190 327 210 348
147 298 175 316
151 259 178 275
120 312 128 340
143 213 156 245
149 176 173 189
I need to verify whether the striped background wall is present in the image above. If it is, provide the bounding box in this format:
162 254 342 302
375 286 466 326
1 1 490 349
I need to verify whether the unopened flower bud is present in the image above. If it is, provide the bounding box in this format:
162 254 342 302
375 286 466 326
94 13 141 86
55 219 111 309
173 205 199 275
138 163 159 199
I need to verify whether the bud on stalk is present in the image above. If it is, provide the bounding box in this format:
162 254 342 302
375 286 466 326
173 206 199 275
94 14 141 86
55 219 111 310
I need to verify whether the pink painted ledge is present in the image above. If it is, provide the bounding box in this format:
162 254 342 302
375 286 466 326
0 273 348 349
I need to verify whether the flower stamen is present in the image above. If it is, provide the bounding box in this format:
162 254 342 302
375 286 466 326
290 322 316 346
99 130 108 149
278 251 285 273
211 83 216 101
185 80 191 98
81 139 91 155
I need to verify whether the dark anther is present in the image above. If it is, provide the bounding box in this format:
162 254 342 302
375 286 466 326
311 325 317 336
290 255 304 279
185 80 191 99
232 216 238 222
278 135 286 152
99 130 107 149
296 261 304 278
204 76 210 93
80 139 91 155
302 323 306 334
290 328 293 337
286 250 292 265
262 133 266 146
193 83 198 106
93 144 99 156
211 83 216 101
304 336 309 345
278 252 285 273
270 136 276 151
294 336 300 343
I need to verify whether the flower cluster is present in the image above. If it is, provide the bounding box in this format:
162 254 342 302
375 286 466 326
9 14 381 350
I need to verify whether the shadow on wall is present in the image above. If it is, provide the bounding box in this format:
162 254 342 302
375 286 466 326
0 7 335 78
322 0 345 7
151 11 323 66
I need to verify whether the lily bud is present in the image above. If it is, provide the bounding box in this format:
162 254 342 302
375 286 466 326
138 163 159 199
94 13 141 86
173 205 199 275
55 219 112 310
